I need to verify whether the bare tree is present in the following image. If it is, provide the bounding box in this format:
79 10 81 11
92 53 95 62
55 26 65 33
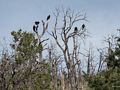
97 48 105 72
48 43 63 90
48 8 88 90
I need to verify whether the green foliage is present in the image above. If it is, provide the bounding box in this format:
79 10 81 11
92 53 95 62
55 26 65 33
11 29 43 64
2 29 51 90
84 37 120 90
34 63 51 90
86 69 120 90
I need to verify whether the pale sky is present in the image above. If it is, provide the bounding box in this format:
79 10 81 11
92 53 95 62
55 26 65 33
0 0 120 48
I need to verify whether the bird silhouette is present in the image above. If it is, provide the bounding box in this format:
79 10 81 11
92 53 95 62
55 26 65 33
33 25 38 33
33 25 36 32
82 24 85 30
74 27 78 33
46 15 50 21
35 21 40 25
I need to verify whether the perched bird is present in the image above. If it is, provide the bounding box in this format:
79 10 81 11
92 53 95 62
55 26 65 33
33 25 36 32
46 15 50 21
82 24 85 30
74 27 78 33
33 25 38 33
35 21 40 25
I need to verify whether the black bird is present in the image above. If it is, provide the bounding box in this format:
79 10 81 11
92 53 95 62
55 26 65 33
33 25 38 33
33 25 36 32
35 21 40 25
46 15 50 21
74 27 78 33
82 24 85 30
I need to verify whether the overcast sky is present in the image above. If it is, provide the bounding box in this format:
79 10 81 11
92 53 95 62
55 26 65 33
0 0 120 48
